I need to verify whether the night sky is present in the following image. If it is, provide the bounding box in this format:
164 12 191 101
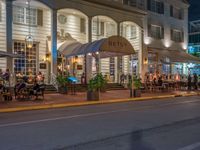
189 0 200 21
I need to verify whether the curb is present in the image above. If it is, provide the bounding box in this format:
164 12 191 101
0 93 199 113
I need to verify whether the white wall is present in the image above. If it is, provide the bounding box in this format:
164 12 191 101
0 0 7 70
144 0 188 51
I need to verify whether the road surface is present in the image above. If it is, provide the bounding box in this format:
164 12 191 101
0 96 200 150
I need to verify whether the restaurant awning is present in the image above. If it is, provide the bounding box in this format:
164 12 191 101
57 40 82 56
150 48 200 63
0 50 22 58
61 36 135 58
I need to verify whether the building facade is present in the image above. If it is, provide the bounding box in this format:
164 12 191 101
1 0 189 84
188 20 200 75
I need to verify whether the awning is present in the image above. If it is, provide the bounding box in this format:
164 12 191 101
0 51 22 58
63 36 135 58
149 49 200 63
57 40 82 56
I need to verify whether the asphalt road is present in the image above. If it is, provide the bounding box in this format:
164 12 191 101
0 96 200 150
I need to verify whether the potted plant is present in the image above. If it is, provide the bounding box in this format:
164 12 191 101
129 75 142 97
87 73 106 101
56 75 68 94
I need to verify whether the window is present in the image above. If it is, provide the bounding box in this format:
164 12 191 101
148 0 164 14
80 18 86 34
106 22 116 36
92 20 104 36
171 29 183 42
13 41 37 75
123 0 145 9
13 6 42 26
149 24 164 39
170 5 183 19
130 25 137 39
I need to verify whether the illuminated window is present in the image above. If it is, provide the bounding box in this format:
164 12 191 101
13 41 37 75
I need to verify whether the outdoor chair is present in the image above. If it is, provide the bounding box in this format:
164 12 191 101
34 84 45 100
14 87 30 100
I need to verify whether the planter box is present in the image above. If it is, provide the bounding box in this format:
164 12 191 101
130 89 141 97
58 86 68 94
87 91 99 101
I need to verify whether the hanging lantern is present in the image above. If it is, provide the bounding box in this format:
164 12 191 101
25 0 33 49
25 35 34 49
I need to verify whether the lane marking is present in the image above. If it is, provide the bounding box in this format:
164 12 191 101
178 142 200 150
0 99 200 128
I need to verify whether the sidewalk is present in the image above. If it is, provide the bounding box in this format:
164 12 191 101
0 90 199 113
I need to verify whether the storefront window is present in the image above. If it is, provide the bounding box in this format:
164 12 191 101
14 41 37 75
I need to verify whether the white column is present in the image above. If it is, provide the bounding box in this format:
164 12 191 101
86 16 93 82
51 9 57 75
141 39 148 82
6 0 13 72
116 22 121 83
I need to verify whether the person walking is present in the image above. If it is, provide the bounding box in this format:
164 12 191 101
188 74 192 90
193 73 198 90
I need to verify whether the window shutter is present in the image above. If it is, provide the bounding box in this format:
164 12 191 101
147 0 151 10
148 24 151 37
160 2 164 14
80 18 86 34
100 22 104 36
170 5 173 17
37 9 43 26
171 29 173 40
179 9 184 20
181 31 184 42
161 27 164 39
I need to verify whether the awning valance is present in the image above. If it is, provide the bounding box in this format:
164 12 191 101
149 49 200 63
61 36 135 58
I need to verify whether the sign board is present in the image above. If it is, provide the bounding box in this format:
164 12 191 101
100 36 135 55
40 63 47 69
77 65 83 70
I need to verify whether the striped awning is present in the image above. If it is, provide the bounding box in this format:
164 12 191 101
61 36 135 58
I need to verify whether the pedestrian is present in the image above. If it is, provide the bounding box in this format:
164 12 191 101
193 73 198 90
120 73 125 85
188 74 192 90
81 72 85 84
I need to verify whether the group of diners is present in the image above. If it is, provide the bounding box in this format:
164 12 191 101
144 72 199 91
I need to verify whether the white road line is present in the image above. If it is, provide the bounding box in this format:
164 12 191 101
177 142 200 150
0 108 131 128
0 99 199 128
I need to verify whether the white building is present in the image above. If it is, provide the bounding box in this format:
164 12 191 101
0 0 190 84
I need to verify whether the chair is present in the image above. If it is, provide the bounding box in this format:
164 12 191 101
34 84 45 100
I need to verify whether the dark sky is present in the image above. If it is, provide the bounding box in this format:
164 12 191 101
189 0 200 21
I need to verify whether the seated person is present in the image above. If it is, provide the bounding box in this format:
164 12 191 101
0 81 5 93
15 80 26 93
158 76 163 86
30 81 40 96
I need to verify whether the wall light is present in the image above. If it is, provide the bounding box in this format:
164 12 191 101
144 38 151 45
143 58 148 65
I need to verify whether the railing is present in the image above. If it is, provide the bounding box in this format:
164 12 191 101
50 73 58 91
